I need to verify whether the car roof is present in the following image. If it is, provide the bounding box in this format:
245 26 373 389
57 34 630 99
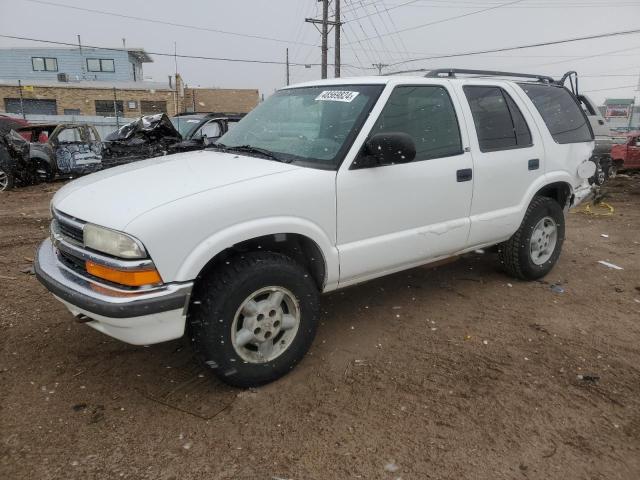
282 75 556 91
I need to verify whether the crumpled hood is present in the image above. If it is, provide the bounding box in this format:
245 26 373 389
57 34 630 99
53 150 299 230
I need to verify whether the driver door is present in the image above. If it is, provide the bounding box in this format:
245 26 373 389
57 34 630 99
336 84 474 286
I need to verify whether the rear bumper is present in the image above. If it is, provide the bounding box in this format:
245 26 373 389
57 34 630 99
573 183 598 207
35 238 193 344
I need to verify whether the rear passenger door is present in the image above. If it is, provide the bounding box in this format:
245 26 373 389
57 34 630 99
457 84 545 246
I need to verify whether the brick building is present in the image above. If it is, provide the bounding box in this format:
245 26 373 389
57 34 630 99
0 79 260 118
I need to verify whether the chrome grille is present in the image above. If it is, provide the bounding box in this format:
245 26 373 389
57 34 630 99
52 209 85 245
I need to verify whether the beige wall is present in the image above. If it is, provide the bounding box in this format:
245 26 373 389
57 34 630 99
183 88 259 114
0 84 260 117
0 84 179 116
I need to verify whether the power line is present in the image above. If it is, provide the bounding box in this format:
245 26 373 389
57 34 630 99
0 34 372 69
345 0 421 22
583 84 639 93
387 27 640 70
344 0 526 44
21 0 319 47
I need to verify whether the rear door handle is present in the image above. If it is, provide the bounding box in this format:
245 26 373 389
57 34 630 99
528 158 540 171
456 168 472 182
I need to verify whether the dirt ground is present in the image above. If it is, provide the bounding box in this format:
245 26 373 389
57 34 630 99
1 175 639 480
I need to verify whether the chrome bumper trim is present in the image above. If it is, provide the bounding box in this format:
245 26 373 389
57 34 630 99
35 238 192 319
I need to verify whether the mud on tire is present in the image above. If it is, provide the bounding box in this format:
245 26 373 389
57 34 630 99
498 196 565 281
188 251 320 388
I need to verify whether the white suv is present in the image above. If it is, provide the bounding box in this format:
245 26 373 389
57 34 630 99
36 69 597 387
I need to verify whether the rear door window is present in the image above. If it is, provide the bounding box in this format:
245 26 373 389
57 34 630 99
463 86 533 152
518 83 593 144
371 85 463 161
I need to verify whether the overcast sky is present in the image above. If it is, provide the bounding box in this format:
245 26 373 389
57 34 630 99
1 0 639 104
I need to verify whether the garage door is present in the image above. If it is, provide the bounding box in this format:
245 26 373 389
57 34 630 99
4 98 58 115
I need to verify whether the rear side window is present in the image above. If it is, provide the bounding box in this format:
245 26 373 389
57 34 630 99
463 86 532 152
519 84 593 144
372 85 463 161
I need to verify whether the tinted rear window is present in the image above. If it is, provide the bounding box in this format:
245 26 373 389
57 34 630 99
518 84 593 144
463 86 532 152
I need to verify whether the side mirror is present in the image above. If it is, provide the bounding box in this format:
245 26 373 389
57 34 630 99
354 132 416 168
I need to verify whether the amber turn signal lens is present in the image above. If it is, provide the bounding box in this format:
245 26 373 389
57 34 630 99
85 261 162 287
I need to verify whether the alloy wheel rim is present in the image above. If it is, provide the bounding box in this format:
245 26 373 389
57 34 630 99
231 286 300 364
0 169 8 191
529 216 558 265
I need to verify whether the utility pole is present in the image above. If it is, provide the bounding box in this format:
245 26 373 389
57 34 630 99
306 0 340 80
334 0 341 78
372 63 389 75
286 48 290 86
77 34 85 80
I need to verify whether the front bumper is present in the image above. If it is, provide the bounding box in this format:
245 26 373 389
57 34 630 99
35 238 193 344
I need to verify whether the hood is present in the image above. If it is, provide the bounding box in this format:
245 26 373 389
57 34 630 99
53 150 299 230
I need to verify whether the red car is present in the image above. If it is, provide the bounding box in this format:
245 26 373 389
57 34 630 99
610 132 640 175
0 115 30 140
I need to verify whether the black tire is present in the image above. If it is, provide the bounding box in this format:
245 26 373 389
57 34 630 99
189 251 320 388
0 165 15 191
498 196 565 280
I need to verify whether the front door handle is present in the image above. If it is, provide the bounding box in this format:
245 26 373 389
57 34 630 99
456 168 472 182
528 158 540 170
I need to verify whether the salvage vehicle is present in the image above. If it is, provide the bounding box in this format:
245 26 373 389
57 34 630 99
101 114 181 166
35 70 597 388
17 123 103 180
610 131 640 172
0 115 30 138
170 112 244 147
0 129 32 191
102 113 244 167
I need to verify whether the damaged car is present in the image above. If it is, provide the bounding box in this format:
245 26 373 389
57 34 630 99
17 123 103 181
102 113 245 166
170 112 244 148
102 114 182 166
0 129 33 191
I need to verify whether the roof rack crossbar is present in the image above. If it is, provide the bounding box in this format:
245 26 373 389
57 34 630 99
425 68 555 83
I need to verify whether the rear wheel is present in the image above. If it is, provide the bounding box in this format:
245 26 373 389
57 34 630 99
0 166 14 191
189 251 320 388
498 196 565 280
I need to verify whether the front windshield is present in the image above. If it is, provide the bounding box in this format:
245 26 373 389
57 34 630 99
217 85 384 168
170 116 203 137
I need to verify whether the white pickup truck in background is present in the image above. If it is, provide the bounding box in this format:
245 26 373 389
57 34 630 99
36 69 597 387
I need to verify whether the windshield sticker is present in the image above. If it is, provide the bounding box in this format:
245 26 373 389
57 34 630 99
315 90 360 103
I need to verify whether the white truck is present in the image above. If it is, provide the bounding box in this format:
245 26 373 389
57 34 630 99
36 69 597 387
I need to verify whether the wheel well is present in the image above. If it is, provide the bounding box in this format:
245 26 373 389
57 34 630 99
535 182 572 209
613 159 624 167
196 233 326 290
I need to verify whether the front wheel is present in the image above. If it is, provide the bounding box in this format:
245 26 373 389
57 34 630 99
498 196 565 280
189 252 320 388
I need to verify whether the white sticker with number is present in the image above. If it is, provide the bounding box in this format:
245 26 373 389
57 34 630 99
315 90 360 103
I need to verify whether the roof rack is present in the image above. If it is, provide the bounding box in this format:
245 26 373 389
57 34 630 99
425 69 555 84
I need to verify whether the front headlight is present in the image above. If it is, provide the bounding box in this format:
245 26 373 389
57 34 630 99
83 224 146 259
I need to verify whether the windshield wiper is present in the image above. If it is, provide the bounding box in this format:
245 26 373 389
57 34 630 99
211 143 291 163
